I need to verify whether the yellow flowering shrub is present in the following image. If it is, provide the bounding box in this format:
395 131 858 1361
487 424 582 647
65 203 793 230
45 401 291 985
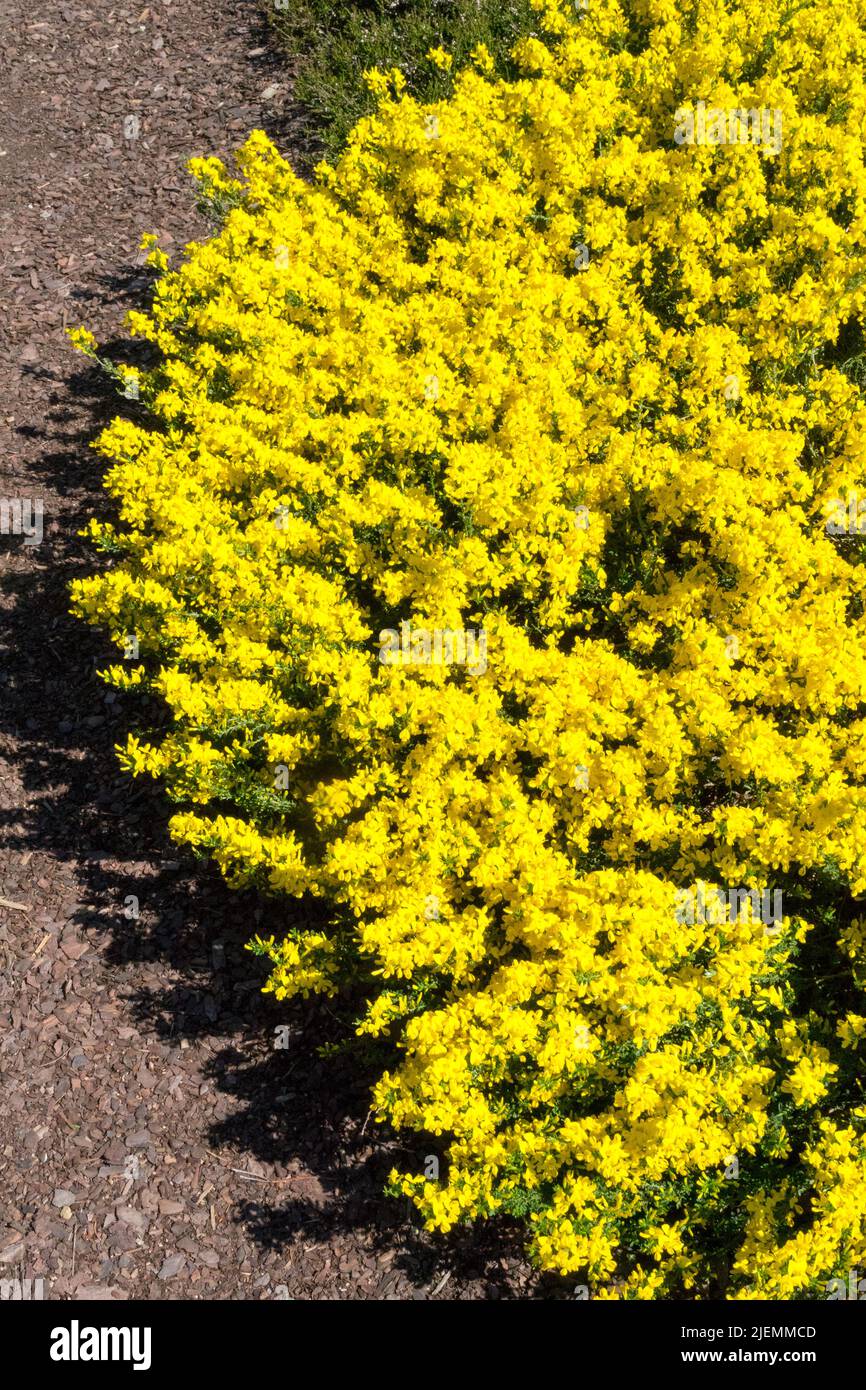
71 0 866 1297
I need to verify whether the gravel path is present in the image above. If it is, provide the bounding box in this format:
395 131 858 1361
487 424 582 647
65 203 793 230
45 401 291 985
0 0 538 1300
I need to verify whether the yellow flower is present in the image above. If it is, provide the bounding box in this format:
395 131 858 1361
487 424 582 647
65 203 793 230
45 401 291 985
427 46 453 72
67 326 97 354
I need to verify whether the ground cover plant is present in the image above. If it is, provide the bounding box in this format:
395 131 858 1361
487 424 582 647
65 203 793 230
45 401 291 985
70 0 866 1298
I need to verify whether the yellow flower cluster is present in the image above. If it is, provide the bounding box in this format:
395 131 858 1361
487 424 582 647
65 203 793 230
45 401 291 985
70 0 866 1296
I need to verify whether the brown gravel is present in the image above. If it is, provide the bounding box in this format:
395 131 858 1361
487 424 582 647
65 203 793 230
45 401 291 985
0 0 549 1300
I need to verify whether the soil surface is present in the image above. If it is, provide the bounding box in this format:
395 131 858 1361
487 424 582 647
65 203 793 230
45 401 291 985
0 0 545 1299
